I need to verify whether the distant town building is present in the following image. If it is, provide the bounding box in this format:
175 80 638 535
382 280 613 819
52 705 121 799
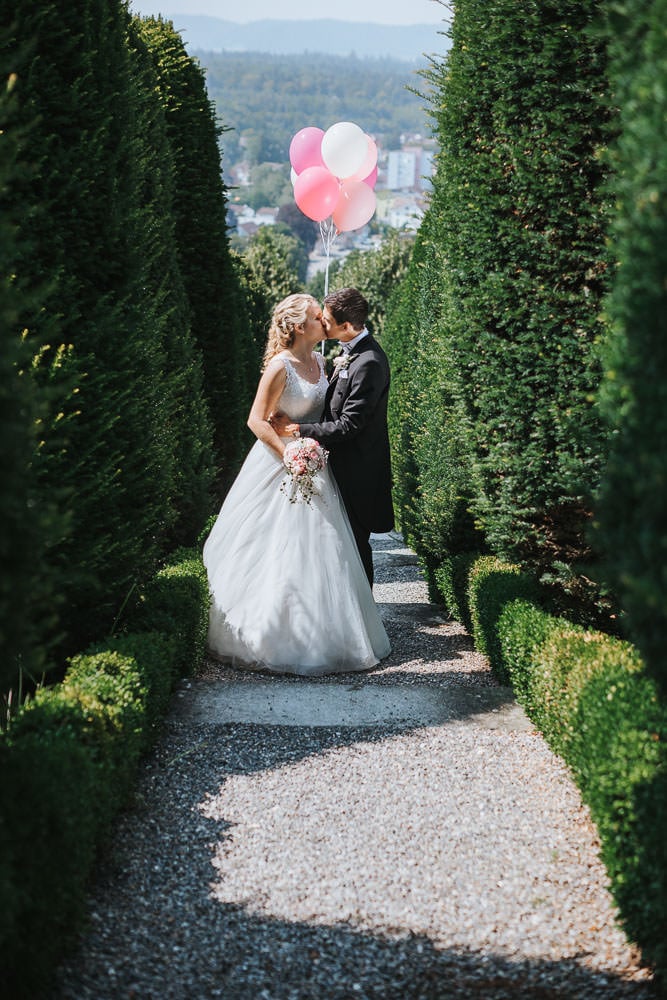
385 146 436 192
376 193 424 231
255 207 279 225
228 203 278 235
386 151 417 191
420 150 435 190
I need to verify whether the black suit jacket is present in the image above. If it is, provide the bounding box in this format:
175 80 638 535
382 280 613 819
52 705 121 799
299 334 394 533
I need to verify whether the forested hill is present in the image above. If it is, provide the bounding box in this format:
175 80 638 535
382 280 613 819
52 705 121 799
201 51 431 167
171 16 446 62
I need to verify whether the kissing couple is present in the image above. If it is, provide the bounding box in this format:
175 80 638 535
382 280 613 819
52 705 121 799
203 287 393 675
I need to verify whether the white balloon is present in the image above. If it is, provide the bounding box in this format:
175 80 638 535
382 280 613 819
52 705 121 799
321 121 368 180
290 166 298 186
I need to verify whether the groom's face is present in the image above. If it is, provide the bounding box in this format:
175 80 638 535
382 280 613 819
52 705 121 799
323 307 355 343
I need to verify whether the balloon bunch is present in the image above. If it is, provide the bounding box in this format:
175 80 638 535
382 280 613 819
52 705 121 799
290 121 377 233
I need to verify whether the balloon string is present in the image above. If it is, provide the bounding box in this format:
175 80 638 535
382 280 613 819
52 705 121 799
319 218 339 354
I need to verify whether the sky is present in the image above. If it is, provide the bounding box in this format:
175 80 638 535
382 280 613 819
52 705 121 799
128 0 448 25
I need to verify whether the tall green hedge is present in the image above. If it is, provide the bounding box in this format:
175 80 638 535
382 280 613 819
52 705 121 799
595 0 667 695
386 1 615 618
0 2 230 682
0 61 63 693
137 16 255 490
2 0 176 659
125 19 216 545
384 211 484 597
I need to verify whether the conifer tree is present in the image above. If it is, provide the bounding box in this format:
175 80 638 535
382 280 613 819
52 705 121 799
1 0 184 656
596 0 667 693
0 64 63 694
126 19 215 543
389 0 614 616
136 16 254 490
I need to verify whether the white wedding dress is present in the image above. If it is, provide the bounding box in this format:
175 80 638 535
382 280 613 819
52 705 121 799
203 354 391 675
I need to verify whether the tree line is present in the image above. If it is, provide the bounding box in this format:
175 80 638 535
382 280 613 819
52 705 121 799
202 51 429 169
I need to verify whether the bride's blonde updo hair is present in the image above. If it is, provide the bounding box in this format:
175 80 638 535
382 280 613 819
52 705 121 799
262 293 316 370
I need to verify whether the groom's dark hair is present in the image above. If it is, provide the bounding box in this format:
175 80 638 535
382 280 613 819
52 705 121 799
324 287 368 331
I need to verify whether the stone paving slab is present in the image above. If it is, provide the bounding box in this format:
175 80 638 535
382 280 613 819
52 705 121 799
174 679 533 731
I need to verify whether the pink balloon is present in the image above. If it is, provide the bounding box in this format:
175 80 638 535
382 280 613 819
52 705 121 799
289 127 325 174
294 166 340 222
333 179 376 232
361 165 378 188
350 136 378 181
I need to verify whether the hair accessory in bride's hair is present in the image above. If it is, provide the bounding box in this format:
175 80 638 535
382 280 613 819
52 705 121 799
280 437 328 506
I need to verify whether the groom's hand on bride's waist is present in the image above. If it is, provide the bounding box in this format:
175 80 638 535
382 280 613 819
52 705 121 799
269 413 300 438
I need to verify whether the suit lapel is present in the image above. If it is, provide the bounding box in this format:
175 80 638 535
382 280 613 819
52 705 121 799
329 335 372 384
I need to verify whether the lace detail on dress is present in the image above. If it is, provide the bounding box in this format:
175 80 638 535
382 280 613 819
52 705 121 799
279 355 328 424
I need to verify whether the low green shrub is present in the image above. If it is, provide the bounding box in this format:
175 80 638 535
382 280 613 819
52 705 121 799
63 650 148 810
1 706 101 997
0 546 210 998
90 631 178 739
197 511 217 548
495 599 562 714
126 546 210 676
434 552 477 633
499 600 667 978
467 556 542 682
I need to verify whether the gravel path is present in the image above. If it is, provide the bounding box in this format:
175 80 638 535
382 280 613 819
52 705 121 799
52 534 656 999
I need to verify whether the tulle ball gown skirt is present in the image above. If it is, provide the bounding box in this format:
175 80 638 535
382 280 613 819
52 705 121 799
203 440 391 676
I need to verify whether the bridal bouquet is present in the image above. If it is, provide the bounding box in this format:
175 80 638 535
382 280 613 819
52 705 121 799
280 437 328 506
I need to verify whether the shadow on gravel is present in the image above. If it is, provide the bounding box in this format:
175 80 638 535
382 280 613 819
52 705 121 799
52 724 656 999
50 726 657 1000
51 533 656 999
175 680 526 731
132 908 657 1000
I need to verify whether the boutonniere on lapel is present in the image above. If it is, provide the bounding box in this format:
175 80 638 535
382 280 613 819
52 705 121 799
332 352 352 379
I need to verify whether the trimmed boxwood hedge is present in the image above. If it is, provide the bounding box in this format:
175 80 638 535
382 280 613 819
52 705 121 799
466 556 543 682
0 547 209 999
434 552 478 634
498 599 667 979
439 551 666 981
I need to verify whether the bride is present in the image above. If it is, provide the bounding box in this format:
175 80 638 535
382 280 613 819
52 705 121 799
203 293 390 676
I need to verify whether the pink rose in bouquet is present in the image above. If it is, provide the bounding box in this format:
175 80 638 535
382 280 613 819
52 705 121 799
280 437 328 505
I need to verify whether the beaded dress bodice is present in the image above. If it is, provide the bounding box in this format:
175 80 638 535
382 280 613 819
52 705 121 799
279 355 328 423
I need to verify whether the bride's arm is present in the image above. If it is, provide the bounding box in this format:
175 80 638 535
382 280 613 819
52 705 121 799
247 361 289 457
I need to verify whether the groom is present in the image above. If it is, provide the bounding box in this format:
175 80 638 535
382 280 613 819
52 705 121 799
276 286 394 585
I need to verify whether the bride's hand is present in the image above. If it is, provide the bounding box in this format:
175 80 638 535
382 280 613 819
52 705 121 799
269 413 298 437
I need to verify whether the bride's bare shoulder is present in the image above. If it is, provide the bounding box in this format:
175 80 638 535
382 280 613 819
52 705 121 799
259 355 288 384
